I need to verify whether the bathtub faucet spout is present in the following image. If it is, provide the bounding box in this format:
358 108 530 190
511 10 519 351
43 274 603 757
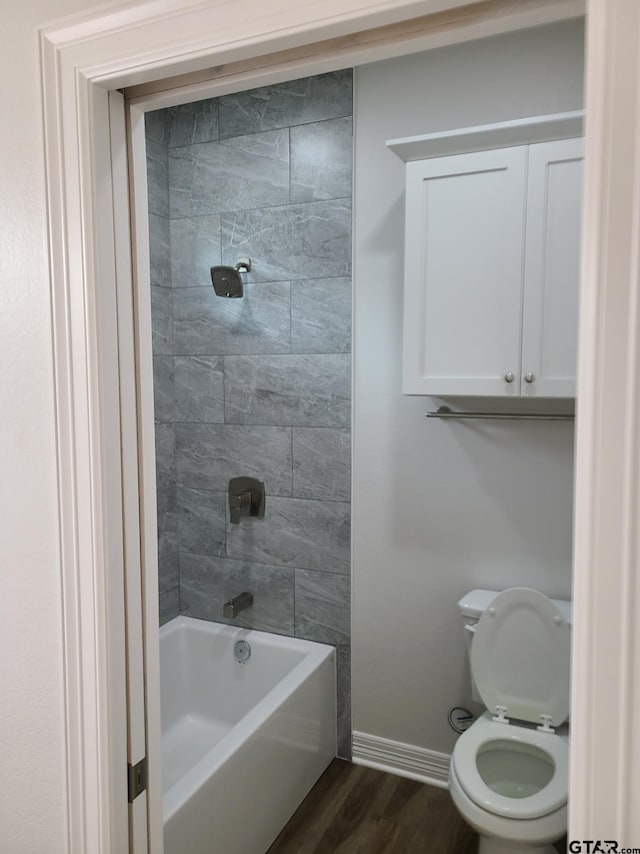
223 592 254 619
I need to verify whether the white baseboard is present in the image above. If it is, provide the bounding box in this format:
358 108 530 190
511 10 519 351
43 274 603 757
351 731 450 789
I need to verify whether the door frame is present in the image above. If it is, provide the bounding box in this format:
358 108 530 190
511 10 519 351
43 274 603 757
39 0 640 848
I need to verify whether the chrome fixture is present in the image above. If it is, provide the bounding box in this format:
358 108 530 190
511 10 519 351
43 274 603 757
233 640 252 663
524 372 536 383
228 476 265 524
504 372 515 383
426 406 574 422
210 258 251 298
223 592 254 619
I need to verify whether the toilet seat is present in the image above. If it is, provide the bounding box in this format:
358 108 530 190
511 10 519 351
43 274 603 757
453 715 568 821
449 752 568 849
471 587 571 728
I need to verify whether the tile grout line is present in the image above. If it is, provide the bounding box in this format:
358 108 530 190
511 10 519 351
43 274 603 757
216 110 354 141
288 125 292 206
170 351 352 358
180 547 349 577
170 195 352 221
173 483 350 505
170 275 351 285
163 115 181 619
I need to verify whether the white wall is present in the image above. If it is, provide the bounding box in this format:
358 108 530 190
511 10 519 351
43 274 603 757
352 20 585 756
0 1 114 850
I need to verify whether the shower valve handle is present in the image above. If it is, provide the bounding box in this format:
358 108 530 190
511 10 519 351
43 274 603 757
229 491 252 524
228 477 265 524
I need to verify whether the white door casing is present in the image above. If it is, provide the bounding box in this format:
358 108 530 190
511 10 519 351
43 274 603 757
126 97 166 854
570 0 640 842
109 90 156 853
38 0 640 850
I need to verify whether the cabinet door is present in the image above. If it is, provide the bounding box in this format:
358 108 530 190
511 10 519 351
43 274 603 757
403 146 527 396
521 138 584 397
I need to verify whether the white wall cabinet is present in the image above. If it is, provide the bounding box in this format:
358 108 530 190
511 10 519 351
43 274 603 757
389 115 584 397
521 138 584 398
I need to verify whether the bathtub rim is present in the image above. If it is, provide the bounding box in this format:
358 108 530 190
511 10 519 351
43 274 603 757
159 615 337 823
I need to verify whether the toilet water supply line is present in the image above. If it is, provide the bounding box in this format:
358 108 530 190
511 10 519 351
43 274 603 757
449 707 475 734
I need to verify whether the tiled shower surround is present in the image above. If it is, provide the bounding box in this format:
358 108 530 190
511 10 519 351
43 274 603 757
146 70 353 757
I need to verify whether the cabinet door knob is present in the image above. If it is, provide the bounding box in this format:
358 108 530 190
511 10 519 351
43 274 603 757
504 372 515 383
524 372 535 383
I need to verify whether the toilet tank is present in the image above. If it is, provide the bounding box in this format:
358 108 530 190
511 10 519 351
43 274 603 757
458 589 572 704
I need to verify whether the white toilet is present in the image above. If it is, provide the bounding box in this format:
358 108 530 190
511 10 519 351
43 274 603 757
449 587 571 854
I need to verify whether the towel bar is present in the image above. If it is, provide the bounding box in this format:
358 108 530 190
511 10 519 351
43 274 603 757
426 406 574 421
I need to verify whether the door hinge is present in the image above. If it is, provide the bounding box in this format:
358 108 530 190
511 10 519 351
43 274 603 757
128 757 147 803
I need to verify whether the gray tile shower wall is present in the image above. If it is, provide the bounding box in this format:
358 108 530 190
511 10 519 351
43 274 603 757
220 200 351 282
147 70 353 758
147 110 179 626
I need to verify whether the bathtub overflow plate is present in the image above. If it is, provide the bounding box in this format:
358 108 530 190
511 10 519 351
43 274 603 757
234 640 251 664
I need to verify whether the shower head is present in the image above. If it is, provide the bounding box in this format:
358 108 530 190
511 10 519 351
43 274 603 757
210 259 251 298
211 266 243 298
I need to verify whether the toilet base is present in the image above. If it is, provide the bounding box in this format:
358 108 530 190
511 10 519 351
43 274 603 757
478 836 557 854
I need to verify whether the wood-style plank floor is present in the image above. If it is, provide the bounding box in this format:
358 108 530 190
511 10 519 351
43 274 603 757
267 760 478 854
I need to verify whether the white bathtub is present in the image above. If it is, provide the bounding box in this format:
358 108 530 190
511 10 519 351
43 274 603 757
160 616 336 854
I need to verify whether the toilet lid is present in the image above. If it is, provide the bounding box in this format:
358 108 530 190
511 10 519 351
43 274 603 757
471 588 570 726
